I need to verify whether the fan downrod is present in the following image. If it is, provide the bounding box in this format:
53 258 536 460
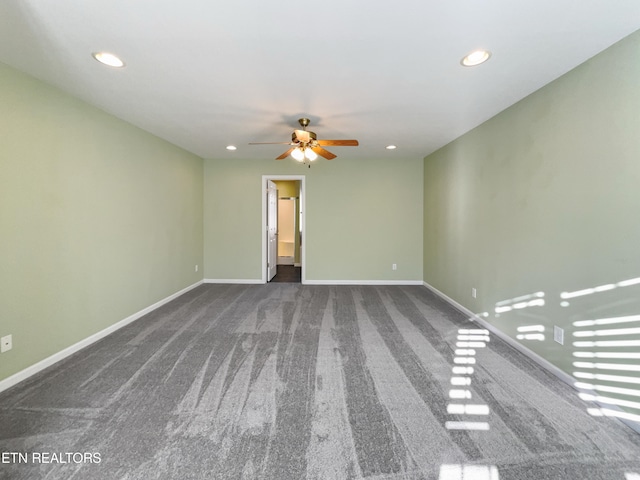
298 118 311 129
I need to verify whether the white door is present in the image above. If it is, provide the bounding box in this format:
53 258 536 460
267 180 278 281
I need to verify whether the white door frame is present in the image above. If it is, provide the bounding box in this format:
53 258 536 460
261 175 306 284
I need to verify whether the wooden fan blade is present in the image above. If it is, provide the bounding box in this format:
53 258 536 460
312 146 337 160
249 142 293 145
276 148 294 160
317 139 359 146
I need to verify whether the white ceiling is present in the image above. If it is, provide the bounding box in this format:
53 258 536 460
1 1 639 161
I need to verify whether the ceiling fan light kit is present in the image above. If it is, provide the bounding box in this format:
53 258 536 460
291 147 305 161
249 118 359 166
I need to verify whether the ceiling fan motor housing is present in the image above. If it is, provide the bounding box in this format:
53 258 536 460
292 130 316 144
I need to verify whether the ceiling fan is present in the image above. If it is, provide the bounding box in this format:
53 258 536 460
249 118 359 163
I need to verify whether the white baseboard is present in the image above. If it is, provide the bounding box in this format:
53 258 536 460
422 281 640 434
204 278 422 286
0 280 204 395
294 263 301 267
204 279 263 284
305 280 424 286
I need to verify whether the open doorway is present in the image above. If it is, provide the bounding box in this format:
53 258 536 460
261 175 305 284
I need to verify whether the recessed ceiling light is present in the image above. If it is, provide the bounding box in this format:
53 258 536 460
226 145 237 151
92 52 125 68
461 49 491 67
386 145 397 150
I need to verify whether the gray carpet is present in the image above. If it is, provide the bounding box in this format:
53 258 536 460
1 284 640 480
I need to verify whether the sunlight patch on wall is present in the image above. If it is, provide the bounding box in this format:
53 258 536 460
587 407 640 423
516 325 546 342
572 307 640 426
561 276 640 300
574 352 640 359
573 314 640 328
494 291 545 315
574 372 640 385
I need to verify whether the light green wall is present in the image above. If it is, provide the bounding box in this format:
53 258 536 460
204 157 423 282
274 180 299 198
424 31 640 413
0 63 203 382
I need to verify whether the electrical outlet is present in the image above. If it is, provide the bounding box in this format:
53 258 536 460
554 326 564 345
392 264 397 271
1 334 12 353
195 265 199 272
472 288 477 298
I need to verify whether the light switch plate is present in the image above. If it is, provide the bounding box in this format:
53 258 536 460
554 326 564 345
